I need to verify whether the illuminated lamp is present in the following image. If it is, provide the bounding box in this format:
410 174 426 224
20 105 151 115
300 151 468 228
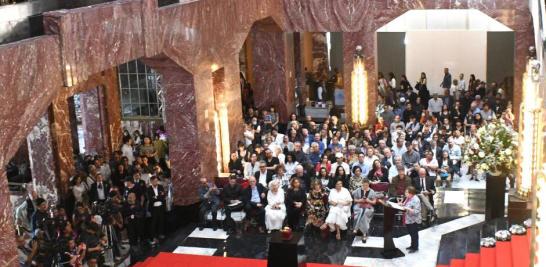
351 45 369 125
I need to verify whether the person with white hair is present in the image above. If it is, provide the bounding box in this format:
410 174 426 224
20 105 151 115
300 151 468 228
264 180 286 233
324 180 353 240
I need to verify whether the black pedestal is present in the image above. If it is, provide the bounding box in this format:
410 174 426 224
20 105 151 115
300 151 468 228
268 232 303 267
485 174 506 220
382 204 405 259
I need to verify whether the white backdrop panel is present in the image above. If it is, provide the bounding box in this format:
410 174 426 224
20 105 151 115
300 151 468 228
405 30 487 95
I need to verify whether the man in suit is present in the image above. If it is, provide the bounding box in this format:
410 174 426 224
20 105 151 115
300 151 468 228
147 176 165 246
243 176 266 233
255 161 273 188
222 175 244 234
412 168 436 223
89 174 110 203
441 67 452 91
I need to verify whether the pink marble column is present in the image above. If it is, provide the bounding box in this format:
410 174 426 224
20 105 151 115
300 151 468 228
79 87 105 155
250 19 295 122
142 55 202 206
26 114 58 203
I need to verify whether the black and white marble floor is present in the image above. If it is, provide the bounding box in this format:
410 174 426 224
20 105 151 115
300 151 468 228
167 185 486 266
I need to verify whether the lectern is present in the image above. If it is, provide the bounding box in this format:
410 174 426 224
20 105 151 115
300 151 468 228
381 200 405 259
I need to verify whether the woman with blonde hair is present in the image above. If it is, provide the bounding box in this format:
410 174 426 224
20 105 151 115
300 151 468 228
265 180 286 233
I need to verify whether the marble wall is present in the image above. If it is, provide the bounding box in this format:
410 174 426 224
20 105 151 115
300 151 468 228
0 0 534 262
142 55 202 206
250 18 296 122
26 115 58 204
80 87 105 155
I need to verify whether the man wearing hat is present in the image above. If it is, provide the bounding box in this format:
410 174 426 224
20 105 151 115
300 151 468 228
330 152 350 176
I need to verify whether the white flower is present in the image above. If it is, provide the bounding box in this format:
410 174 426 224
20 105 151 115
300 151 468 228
505 149 512 155
478 151 485 158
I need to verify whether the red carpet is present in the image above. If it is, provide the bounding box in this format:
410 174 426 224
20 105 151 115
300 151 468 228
496 241 513 267
464 253 480 267
449 259 464 267
479 247 496 267
511 235 530 267
133 253 355 267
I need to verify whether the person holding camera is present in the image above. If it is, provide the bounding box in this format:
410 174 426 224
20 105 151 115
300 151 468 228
198 178 220 231
147 176 165 246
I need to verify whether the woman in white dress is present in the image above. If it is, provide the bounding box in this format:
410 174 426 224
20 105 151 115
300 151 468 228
265 180 286 233
325 180 353 240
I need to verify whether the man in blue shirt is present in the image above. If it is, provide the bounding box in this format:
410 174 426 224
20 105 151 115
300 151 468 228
243 176 266 233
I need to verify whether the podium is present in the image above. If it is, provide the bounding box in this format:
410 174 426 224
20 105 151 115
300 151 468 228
267 232 304 267
381 200 405 259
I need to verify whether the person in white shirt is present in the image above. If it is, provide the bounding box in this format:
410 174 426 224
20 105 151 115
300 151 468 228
458 73 466 92
283 154 299 177
121 137 135 165
244 153 260 179
271 128 284 146
428 94 443 116
388 156 406 182
419 150 439 177
362 146 378 176
452 130 465 147
330 153 350 176
243 123 255 147
391 137 408 158
265 180 286 233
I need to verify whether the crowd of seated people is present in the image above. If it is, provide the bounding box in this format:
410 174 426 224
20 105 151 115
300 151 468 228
201 69 514 244
14 129 170 266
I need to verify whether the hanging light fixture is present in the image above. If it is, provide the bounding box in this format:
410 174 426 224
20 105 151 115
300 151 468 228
351 45 369 125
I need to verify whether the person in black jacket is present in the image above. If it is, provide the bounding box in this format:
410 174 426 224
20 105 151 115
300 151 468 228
243 176 267 233
147 176 165 246
367 160 388 183
222 175 244 233
89 174 110 203
412 168 437 222
285 178 307 230
123 192 144 246
254 161 273 188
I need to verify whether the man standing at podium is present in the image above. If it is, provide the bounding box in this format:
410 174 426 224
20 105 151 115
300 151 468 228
401 186 421 253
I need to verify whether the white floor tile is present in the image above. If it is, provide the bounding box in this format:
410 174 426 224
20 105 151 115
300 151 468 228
351 236 384 248
172 246 217 256
188 228 229 239
443 191 466 204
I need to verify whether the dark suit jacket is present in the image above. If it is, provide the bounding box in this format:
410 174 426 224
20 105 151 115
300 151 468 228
146 185 166 210
243 184 267 206
254 171 273 186
89 182 111 203
380 156 393 170
412 176 436 204
222 183 243 205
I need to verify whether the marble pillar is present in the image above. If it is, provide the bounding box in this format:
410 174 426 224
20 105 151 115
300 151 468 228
142 55 202 206
224 60 245 151
79 87 105 155
250 18 295 122
26 114 58 203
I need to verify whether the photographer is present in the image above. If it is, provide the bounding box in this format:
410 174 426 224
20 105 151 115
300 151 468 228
31 198 49 233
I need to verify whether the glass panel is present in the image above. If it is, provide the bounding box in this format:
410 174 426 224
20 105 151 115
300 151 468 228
130 90 140 103
139 89 149 104
122 104 134 116
128 60 137 73
128 74 138 89
140 104 150 117
149 104 159 117
132 104 141 116
121 89 130 104
147 75 156 89
118 63 128 74
119 74 129 89
137 60 146 73
138 74 147 89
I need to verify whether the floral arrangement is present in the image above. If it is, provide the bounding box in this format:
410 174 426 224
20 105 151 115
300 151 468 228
463 120 518 174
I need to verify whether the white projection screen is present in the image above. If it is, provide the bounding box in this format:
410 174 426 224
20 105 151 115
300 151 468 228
405 30 487 95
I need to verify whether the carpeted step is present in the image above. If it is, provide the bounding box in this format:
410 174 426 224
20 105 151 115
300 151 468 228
464 253 480 267
511 235 530 267
495 241 512 267
450 258 465 267
479 247 496 267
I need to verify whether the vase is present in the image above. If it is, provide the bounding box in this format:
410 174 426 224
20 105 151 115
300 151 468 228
485 172 506 220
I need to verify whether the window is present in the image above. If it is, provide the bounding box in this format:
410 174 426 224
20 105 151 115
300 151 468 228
118 60 164 119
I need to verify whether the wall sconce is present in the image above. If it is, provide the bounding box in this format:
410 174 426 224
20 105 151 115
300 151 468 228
518 59 544 198
351 45 369 125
